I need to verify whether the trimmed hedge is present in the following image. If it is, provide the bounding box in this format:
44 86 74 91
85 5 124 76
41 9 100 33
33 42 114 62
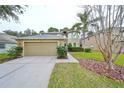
84 48 91 52
67 43 92 52
68 47 84 52
67 43 72 48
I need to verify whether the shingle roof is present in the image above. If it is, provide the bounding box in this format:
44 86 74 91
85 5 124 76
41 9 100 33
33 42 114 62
17 34 66 40
0 33 17 44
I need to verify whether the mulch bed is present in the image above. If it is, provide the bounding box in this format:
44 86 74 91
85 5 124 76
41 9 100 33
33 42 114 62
78 59 124 82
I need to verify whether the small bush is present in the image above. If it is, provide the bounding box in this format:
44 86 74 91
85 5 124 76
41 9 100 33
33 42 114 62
73 43 76 47
67 43 72 48
64 43 67 46
68 47 84 52
8 46 23 57
57 46 67 59
84 48 91 52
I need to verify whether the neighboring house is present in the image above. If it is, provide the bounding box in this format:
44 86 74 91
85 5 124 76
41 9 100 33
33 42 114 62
67 27 124 51
83 35 98 50
16 33 66 56
68 32 81 47
83 27 124 51
0 33 17 53
68 38 80 47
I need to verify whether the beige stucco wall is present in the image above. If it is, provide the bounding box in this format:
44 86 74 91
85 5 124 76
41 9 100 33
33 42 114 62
84 36 99 50
68 37 99 50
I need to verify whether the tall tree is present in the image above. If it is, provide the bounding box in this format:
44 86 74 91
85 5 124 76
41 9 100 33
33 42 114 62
3 30 18 36
88 5 124 69
77 8 100 48
77 9 92 48
60 27 70 38
48 27 59 32
87 31 94 37
39 30 44 34
24 28 32 36
60 27 71 46
31 30 38 35
0 5 26 22
71 23 82 46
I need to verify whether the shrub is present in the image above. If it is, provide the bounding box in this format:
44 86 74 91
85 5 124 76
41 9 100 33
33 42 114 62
57 46 67 59
73 43 76 47
7 46 23 57
68 47 84 52
84 48 91 52
67 43 72 48
64 43 67 46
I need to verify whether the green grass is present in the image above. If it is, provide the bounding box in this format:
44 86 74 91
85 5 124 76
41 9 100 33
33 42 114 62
48 63 124 88
0 53 15 64
71 51 124 67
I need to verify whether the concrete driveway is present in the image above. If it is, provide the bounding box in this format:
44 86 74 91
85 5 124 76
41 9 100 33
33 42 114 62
0 56 56 88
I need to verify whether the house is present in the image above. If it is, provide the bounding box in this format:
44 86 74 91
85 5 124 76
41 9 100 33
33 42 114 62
16 33 66 56
67 27 124 51
68 31 81 47
0 33 17 53
83 27 124 51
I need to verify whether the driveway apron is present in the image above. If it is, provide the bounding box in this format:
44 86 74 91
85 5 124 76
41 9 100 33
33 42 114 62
0 56 56 88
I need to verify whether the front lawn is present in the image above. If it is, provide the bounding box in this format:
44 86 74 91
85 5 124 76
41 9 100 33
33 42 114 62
48 63 124 88
0 53 15 63
71 52 124 67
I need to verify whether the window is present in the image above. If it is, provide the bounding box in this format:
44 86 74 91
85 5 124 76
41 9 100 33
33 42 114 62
0 43 5 49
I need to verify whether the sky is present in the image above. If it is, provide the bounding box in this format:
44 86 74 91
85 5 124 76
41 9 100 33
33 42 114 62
0 5 82 32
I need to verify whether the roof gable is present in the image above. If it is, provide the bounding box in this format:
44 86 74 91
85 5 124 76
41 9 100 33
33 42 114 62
0 33 17 44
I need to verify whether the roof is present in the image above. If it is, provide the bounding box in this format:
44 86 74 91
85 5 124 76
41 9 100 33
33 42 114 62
17 34 66 40
42 32 64 35
0 33 17 44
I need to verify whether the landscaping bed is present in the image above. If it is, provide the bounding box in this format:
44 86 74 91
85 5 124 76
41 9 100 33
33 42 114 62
79 59 124 82
48 63 124 88
0 53 17 63
0 46 23 64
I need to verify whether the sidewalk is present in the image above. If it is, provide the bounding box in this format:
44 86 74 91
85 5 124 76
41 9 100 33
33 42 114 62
56 53 79 63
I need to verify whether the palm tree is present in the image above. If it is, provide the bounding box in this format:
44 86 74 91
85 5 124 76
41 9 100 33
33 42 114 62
77 9 100 48
48 27 59 32
77 10 91 48
0 5 26 22
87 31 94 40
39 30 45 34
71 23 81 38
60 27 71 38
60 27 71 46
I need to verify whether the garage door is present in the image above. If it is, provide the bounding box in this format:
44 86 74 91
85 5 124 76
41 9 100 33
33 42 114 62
24 42 57 56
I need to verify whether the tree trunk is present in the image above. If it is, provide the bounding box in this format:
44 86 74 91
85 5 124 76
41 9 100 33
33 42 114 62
80 37 82 48
107 60 115 70
83 32 85 48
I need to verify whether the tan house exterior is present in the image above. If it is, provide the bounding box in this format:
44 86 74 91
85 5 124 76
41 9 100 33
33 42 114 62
68 38 80 47
16 34 66 56
67 27 124 51
84 36 99 50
